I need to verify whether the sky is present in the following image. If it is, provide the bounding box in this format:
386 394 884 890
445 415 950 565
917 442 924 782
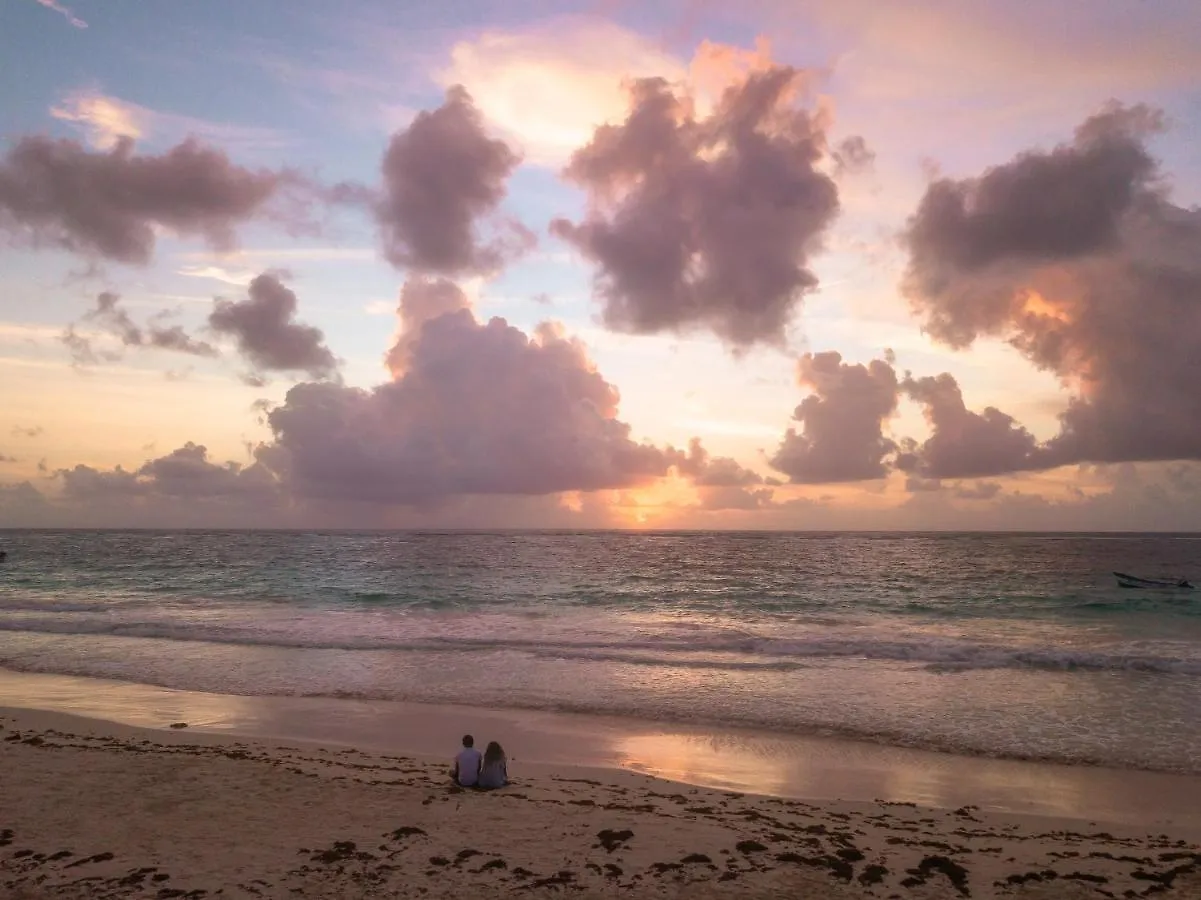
1 0 1200 530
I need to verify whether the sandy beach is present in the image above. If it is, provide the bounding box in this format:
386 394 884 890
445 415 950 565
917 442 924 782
3 682 1201 899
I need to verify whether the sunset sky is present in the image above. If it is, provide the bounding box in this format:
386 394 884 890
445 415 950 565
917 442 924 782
2 0 1200 529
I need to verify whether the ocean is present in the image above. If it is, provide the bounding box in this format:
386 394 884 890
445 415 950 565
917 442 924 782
1 530 1200 774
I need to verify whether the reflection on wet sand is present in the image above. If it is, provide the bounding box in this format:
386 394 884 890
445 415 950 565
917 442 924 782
2 668 1200 834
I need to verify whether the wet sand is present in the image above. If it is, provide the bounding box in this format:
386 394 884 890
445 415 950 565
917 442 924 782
2 670 1201 831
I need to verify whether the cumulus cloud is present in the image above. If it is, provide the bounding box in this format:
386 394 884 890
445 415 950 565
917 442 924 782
376 86 531 276
551 65 843 348
897 373 1040 478
58 442 278 501
208 273 338 380
384 277 471 378
770 352 899 483
62 292 217 366
264 282 672 504
902 102 1201 471
0 136 298 264
672 437 764 486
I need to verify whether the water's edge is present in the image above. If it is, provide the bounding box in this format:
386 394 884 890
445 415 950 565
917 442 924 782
5 668 1201 834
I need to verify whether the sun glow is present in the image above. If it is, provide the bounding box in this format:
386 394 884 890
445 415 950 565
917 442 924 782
1019 289 1071 322
613 474 702 528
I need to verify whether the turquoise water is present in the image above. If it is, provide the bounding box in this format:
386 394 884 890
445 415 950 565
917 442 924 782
2 530 1200 771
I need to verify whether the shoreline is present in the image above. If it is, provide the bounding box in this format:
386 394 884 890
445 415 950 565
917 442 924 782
3 668 1201 836
4 704 1201 898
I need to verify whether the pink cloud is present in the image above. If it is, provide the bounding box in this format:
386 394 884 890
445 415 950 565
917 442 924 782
376 86 532 276
262 281 673 504
208 273 339 380
61 292 218 367
0 136 300 264
770 352 899 483
551 65 845 348
902 102 1201 471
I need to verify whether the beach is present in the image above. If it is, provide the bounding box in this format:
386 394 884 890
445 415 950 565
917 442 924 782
4 675 1201 899
5 531 1201 896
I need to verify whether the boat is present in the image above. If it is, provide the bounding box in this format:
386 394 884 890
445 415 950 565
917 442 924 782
1114 571 1194 590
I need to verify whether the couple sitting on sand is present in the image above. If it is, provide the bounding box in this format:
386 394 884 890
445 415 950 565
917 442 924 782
450 734 508 789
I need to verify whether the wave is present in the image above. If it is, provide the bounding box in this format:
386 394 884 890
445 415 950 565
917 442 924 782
1 616 1199 676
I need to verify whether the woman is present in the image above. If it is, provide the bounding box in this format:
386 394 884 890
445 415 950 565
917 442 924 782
478 741 508 789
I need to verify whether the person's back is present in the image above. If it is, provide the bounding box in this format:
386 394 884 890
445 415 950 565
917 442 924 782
452 734 482 787
478 741 508 789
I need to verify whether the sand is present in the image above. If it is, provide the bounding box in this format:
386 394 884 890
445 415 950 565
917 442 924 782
3 705 1201 899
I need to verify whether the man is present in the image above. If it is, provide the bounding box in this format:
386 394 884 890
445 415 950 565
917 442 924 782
451 734 482 787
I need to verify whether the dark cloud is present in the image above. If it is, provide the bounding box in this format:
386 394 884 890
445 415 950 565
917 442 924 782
770 352 899 483
58 442 279 502
902 102 1201 471
0 453 17 464
264 286 671 504
62 292 217 366
377 86 530 275
551 67 841 348
11 425 45 438
208 273 338 380
0 136 302 264
897 373 1041 478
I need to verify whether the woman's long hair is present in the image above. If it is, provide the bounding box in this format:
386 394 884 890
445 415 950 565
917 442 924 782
483 741 506 765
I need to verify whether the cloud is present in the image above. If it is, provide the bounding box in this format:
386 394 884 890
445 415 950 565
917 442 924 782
57 443 281 510
384 277 471 378
897 373 1040 478
670 439 773 510
376 86 531 276
208 273 339 380
0 136 302 264
11 425 44 438
50 89 141 149
551 66 843 348
34 0 86 28
63 292 217 366
0 453 17 464
176 264 257 286
695 484 776 511
769 351 899 483
790 0 1201 102
437 17 690 168
954 480 1002 501
0 481 51 524
672 437 764 486
832 136 875 175
264 280 672 504
902 102 1201 471
49 87 289 153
